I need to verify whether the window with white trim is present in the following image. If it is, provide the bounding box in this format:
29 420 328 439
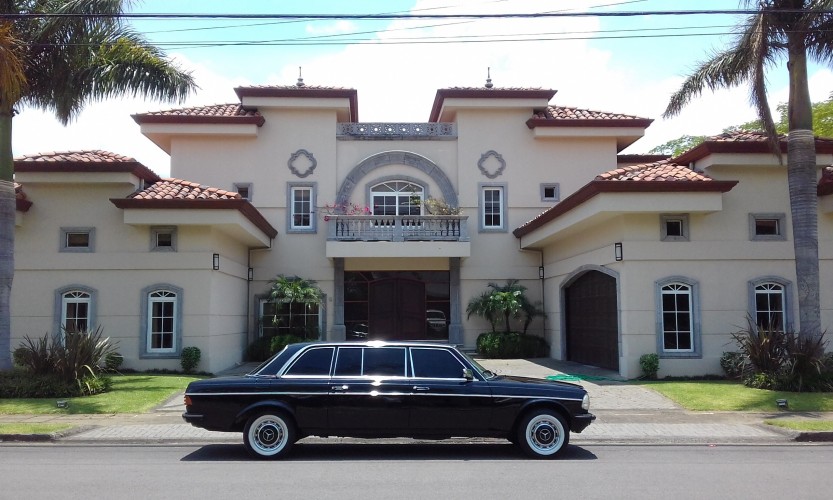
259 298 320 339
147 290 177 353
371 181 423 216
61 290 91 333
480 184 506 231
656 277 701 357
287 183 317 233
754 282 786 331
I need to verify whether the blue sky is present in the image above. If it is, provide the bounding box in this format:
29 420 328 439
13 0 833 176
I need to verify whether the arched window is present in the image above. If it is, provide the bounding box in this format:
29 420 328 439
371 181 423 216
147 289 178 353
61 290 91 333
754 282 786 331
660 283 694 352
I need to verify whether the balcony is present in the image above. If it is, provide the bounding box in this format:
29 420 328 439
325 215 471 259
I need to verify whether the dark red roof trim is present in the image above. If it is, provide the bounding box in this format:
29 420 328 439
526 117 654 129
110 198 278 239
617 154 671 164
673 136 833 165
513 180 738 238
15 160 160 183
234 86 359 122
429 88 557 122
132 114 265 127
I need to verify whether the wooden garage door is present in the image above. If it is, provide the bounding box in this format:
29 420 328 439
369 278 426 340
565 271 619 371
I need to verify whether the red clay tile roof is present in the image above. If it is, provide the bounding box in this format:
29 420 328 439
527 106 653 129
596 160 715 182
16 150 138 163
112 179 277 238
132 104 265 126
234 86 359 121
130 178 241 201
14 150 160 182
513 161 737 238
617 154 670 165
673 130 833 164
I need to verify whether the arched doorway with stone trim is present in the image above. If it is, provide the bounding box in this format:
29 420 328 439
561 266 620 371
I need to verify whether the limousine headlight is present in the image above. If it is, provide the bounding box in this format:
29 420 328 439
582 394 590 411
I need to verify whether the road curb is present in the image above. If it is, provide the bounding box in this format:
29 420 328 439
794 431 833 442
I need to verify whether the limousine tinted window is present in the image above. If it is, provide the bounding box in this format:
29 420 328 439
285 347 334 376
411 348 466 378
363 347 406 376
334 347 362 376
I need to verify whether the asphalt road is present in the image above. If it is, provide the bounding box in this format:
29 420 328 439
3 443 832 499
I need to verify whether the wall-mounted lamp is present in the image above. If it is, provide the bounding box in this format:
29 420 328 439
614 242 623 262
247 267 254 281
538 266 545 280
212 253 220 270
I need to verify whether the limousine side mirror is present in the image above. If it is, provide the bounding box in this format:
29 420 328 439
463 368 474 381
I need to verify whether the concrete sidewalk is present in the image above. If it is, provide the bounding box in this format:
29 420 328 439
2 358 831 446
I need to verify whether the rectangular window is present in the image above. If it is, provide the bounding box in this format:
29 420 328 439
661 214 689 241
480 185 506 231
287 183 317 233
234 183 252 201
750 213 786 241
754 283 786 331
540 183 560 202
292 187 312 229
151 226 177 252
60 227 95 252
260 298 320 339
61 291 91 333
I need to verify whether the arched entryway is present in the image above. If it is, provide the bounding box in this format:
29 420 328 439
564 269 619 371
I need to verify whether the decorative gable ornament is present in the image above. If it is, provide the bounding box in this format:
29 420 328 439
478 150 506 179
288 149 317 178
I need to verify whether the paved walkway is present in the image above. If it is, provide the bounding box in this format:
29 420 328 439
3 358 832 446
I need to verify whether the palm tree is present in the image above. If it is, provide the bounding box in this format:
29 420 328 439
467 280 540 334
0 0 196 370
268 275 323 339
663 0 831 342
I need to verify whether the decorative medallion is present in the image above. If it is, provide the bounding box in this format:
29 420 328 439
478 150 506 179
288 149 317 178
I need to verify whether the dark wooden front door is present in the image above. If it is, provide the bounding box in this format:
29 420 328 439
565 271 619 371
369 278 426 340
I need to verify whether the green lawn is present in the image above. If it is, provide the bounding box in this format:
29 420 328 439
0 374 201 415
0 423 74 435
636 380 833 412
765 420 833 431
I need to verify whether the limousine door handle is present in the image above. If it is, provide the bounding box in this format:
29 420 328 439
332 385 349 391
413 386 430 391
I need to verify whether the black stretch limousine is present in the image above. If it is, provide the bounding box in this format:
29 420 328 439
183 341 595 459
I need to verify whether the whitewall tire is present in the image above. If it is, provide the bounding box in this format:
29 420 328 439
243 411 296 459
516 409 569 458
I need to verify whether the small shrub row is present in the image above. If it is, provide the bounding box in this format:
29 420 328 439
476 332 549 359
180 346 201 373
639 353 660 380
0 370 111 398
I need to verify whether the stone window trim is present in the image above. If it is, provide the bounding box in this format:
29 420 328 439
478 182 508 233
661 214 690 242
654 276 702 359
747 276 793 332
540 183 560 202
140 284 184 359
60 227 95 253
53 285 97 337
749 213 787 241
150 226 177 252
287 182 317 233
234 182 253 201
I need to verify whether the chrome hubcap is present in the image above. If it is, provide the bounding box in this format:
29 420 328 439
252 418 286 453
527 416 563 454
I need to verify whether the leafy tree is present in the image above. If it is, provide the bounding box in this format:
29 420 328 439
0 1 196 370
663 0 830 342
648 134 707 156
268 275 323 339
467 280 542 334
